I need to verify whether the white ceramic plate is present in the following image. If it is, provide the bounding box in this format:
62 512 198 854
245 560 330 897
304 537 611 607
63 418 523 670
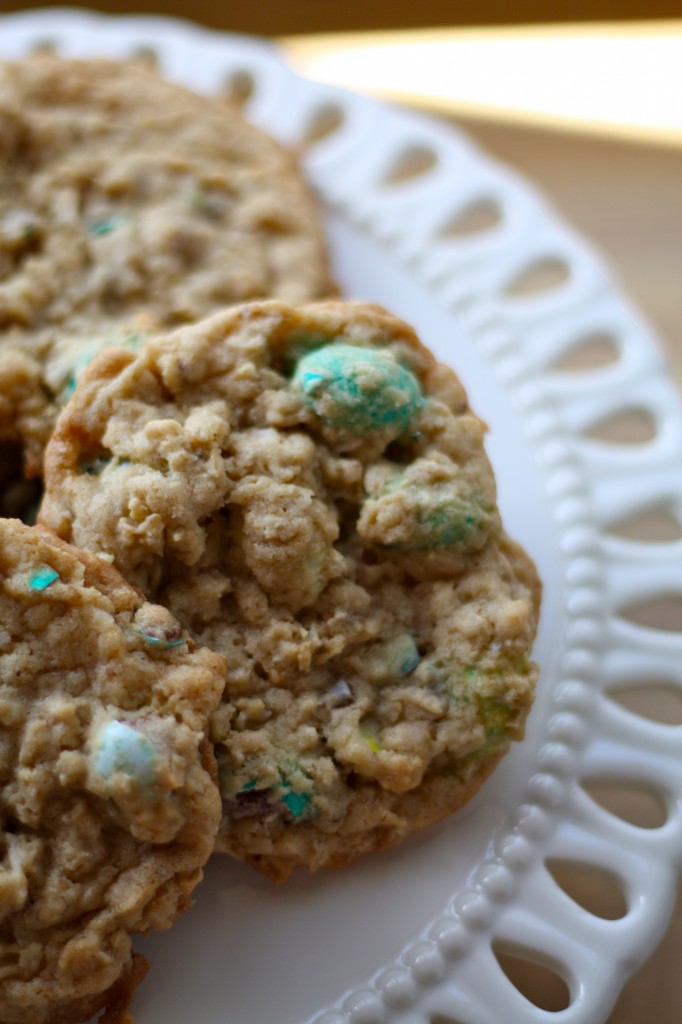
2 11 682 1024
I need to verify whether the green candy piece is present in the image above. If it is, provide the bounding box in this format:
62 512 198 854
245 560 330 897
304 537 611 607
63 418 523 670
361 468 493 555
88 214 127 237
477 697 513 739
29 567 59 591
360 723 382 753
422 504 478 548
292 342 423 440
379 489 490 554
396 500 483 552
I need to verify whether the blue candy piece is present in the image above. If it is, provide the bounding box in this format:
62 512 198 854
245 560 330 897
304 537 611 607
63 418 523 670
281 788 311 819
29 567 59 591
292 343 423 439
88 214 127 237
136 630 186 650
93 720 157 790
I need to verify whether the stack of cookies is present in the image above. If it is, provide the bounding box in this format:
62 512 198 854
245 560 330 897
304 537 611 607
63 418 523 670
0 56 540 1023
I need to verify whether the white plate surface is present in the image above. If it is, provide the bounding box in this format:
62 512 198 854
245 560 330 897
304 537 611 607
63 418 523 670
2 11 682 1024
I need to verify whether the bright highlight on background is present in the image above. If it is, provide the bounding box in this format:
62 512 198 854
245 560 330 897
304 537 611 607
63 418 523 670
281 22 682 147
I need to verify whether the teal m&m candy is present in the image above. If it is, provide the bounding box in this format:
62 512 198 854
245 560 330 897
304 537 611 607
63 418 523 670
292 342 423 444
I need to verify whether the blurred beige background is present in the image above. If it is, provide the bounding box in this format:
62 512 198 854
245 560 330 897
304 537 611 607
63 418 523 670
2 0 682 32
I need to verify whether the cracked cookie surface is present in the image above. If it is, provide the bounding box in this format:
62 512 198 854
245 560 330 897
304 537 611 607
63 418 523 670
41 299 541 881
0 519 225 1022
0 56 334 478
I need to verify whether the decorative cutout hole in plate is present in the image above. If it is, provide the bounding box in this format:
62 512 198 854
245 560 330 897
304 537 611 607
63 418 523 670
304 103 345 144
551 331 620 373
583 407 657 446
607 504 682 543
581 778 669 829
503 257 570 299
619 594 682 633
607 683 682 726
430 1016 467 1024
223 68 256 107
439 198 503 239
382 145 438 185
546 859 628 920
493 942 571 1012
129 44 159 68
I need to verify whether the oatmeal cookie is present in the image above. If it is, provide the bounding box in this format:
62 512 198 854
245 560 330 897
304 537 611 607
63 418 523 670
0 55 334 478
0 519 226 1022
40 300 541 881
